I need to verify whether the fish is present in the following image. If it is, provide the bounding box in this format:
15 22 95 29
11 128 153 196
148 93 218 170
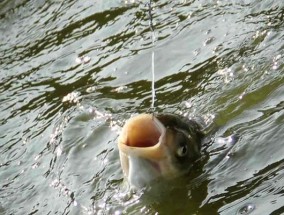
118 113 204 188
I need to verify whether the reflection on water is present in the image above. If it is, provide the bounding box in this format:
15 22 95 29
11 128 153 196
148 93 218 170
0 0 284 214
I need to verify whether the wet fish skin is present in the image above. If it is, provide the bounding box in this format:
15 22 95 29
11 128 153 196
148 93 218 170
156 113 203 173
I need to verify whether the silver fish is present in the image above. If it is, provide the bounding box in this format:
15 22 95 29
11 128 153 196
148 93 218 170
118 113 203 188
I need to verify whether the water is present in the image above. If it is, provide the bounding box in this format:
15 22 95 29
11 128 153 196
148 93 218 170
0 0 284 214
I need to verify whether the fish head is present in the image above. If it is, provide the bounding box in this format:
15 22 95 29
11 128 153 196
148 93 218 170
118 113 203 188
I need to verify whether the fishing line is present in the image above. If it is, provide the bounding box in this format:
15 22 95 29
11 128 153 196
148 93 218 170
146 0 156 115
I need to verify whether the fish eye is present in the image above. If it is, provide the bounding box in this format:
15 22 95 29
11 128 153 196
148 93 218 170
176 144 188 157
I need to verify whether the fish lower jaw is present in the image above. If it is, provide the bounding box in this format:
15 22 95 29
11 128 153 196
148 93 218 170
127 156 162 188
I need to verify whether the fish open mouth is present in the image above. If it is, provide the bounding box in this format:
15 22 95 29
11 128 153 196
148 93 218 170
123 114 161 147
118 114 166 159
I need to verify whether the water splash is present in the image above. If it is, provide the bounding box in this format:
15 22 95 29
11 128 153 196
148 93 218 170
113 86 129 93
237 203 255 215
62 92 81 104
217 67 234 84
272 54 281 70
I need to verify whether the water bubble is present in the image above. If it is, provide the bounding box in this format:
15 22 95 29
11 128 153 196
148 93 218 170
135 27 143 35
213 44 223 53
239 91 246 100
113 86 128 93
185 101 193 108
34 154 41 161
55 146 62 157
237 203 255 215
23 137 28 144
272 54 281 70
32 162 39 169
75 55 91 64
114 210 122 215
272 63 279 70
241 64 248 72
203 36 215 46
75 57 82 64
73 200 78 206
274 54 281 61
83 56 91 63
86 86 96 93
124 0 136 4
193 48 201 56
205 29 211 35
50 179 60 188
